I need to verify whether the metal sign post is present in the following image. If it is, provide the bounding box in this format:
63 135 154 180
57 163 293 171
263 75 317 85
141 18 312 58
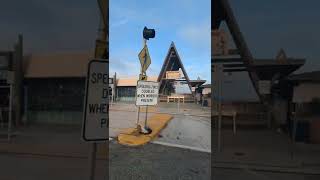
136 105 141 128
144 105 148 128
8 85 12 142
218 70 222 152
136 27 156 134
214 64 223 152
88 143 97 180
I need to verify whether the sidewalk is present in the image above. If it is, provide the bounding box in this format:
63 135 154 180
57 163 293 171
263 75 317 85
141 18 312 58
212 129 320 174
0 125 108 159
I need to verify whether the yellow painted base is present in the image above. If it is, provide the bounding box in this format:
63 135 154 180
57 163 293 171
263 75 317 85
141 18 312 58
117 113 173 146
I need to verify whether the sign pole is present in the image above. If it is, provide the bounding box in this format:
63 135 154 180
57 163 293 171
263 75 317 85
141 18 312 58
137 27 156 134
215 64 223 152
8 84 12 142
143 39 148 131
218 76 222 152
178 97 180 113
88 143 97 180
136 106 141 127
144 105 148 128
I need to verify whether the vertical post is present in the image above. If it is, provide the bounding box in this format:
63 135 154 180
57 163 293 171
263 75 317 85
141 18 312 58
290 103 298 160
136 106 141 127
144 105 148 129
177 97 180 113
0 108 2 128
8 85 12 142
292 104 298 143
116 89 119 101
217 64 223 152
111 94 113 106
23 86 28 125
217 87 222 152
142 38 147 76
142 38 149 132
114 72 117 102
13 34 23 128
233 112 236 135
88 143 97 180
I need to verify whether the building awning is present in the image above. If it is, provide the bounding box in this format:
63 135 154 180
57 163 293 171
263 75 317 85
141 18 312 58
200 84 211 88
189 80 206 87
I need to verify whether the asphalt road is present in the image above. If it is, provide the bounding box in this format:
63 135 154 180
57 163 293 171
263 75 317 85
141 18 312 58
109 141 211 180
0 153 107 180
0 141 211 180
2 152 319 180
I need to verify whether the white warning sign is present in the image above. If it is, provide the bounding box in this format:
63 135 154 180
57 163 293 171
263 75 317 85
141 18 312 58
82 60 108 141
135 81 159 106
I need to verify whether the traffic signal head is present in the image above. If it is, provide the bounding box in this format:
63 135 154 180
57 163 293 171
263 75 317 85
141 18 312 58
143 26 155 40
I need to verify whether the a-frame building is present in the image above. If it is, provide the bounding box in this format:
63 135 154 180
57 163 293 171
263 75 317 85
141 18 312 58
157 42 193 96
213 0 305 104
213 0 262 100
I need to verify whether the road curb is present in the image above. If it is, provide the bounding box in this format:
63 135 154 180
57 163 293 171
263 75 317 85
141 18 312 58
213 161 320 175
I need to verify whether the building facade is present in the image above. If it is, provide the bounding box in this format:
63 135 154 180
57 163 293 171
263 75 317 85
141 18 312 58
23 52 92 125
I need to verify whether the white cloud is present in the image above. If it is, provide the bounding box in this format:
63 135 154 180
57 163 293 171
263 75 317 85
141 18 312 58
110 4 141 27
109 58 140 77
178 21 210 50
110 18 129 28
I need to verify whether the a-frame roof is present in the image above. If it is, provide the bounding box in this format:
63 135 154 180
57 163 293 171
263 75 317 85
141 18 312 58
157 42 193 93
213 0 225 29
213 0 262 101
213 0 305 103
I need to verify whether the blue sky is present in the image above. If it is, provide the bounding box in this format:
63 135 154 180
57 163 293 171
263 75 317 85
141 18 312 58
109 0 211 82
